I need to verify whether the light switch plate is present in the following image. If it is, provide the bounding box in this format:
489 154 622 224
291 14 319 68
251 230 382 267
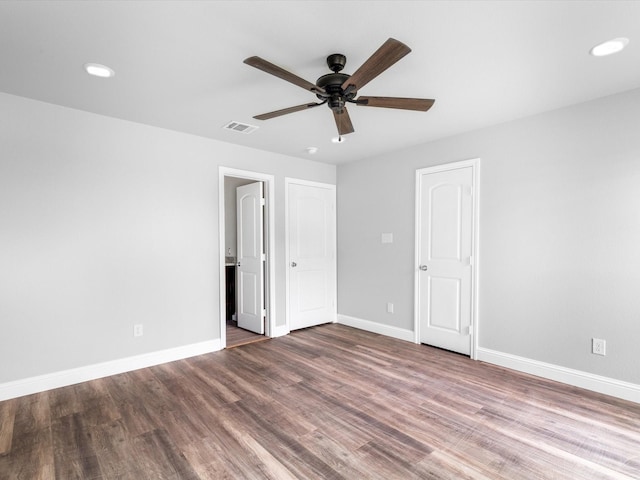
381 233 393 244
134 324 144 337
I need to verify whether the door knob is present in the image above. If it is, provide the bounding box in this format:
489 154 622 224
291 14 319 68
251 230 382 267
419 265 428 271
291 261 297 268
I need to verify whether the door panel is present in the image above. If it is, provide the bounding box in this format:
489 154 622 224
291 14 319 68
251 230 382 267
299 269 326 311
240 272 257 315
288 181 336 331
428 276 461 331
418 166 474 354
430 184 463 260
236 182 264 334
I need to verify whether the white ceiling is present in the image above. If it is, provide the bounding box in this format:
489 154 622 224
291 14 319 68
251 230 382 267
1 1 639 165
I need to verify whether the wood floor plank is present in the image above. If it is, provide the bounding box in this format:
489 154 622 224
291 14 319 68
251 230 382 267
297 429 371 479
212 411 300 480
181 433 266 480
48 383 83 420
52 413 103 479
225 398 348 480
72 378 121 428
0 398 17 454
91 419 141 479
132 428 201 480
182 358 242 405
0 425 54 480
184 402 286 480
12 392 51 437
1 324 639 479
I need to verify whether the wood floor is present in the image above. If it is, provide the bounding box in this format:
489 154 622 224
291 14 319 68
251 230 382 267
1 324 639 479
226 320 268 348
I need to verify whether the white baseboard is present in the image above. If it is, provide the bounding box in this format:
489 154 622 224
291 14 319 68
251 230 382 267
0 339 221 401
477 347 640 404
337 314 415 343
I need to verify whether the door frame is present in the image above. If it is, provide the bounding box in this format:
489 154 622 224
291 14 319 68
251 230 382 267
285 177 337 332
413 158 481 359
218 166 275 348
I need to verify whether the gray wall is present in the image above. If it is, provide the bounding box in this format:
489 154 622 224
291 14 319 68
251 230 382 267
337 88 640 385
3 86 639 388
0 92 335 383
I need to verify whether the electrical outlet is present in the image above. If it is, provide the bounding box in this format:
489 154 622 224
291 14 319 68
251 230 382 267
592 338 606 356
387 302 394 314
134 324 144 337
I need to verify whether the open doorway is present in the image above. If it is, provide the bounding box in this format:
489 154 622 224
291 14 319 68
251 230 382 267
218 167 275 349
224 177 265 347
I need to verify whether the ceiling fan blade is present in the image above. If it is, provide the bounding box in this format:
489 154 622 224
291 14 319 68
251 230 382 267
244 56 325 94
342 38 411 92
356 96 435 111
254 102 324 120
333 108 355 136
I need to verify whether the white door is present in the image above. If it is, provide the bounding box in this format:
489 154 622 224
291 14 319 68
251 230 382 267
287 180 336 331
236 182 264 334
416 164 476 355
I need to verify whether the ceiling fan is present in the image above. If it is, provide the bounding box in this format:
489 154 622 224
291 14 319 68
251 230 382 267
244 38 435 136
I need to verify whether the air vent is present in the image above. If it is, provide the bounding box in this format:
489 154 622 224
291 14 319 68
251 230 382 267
223 121 259 134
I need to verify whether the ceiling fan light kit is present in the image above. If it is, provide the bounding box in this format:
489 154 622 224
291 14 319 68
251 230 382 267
244 38 435 137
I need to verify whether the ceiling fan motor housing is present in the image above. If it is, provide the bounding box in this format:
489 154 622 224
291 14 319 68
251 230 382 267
316 58 356 113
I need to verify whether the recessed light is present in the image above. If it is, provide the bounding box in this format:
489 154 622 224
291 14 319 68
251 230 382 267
84 63 115 78
589 38 629 57
306 146 318 155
